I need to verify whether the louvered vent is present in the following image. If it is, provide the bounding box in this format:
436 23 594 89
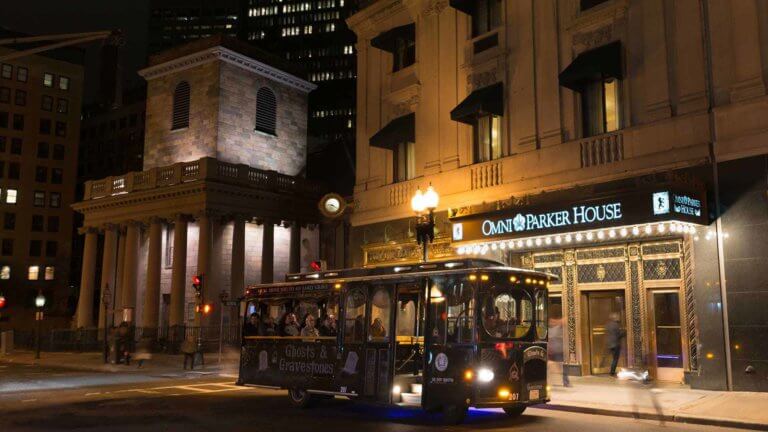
255 87 277 135
171 81 190 130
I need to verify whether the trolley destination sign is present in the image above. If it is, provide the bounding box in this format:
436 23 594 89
450 188 707 243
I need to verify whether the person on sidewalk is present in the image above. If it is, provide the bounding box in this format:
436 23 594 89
134 337 153 368
117 322 133 366
606 312 625 376
181 339 198 370
548 317 569 387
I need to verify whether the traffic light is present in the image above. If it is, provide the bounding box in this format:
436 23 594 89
0 293 6 309
309 260 326 272
196 303 213 315
192 274 204 297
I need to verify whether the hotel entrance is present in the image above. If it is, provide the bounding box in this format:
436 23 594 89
648 289 685 382
583 291 627 375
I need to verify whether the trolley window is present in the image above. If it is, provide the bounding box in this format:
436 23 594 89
428 277 474 344
536 290 548 340
370 287 391 342
482 289 533 339
344 288 367 343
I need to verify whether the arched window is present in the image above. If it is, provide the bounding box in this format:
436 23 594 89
255 87 277 135
171 81 190 130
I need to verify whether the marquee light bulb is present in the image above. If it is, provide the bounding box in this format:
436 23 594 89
491 243 498 251
525 239 533 247
645 225 653 235
499 242 506 250
535 238 542 246
620 227 628 237
565 234 572 243
597 230 605 239
555 235 562 244
586 232 594 241
457 247 465 255
657 223 666 233
545 237 552 245
632 226 640 236
609 229 616 238
575 233 583 242
507 241 515 249
517 240 524 248
670 224 677 233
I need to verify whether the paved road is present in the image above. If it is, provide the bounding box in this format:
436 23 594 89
0 365 748 432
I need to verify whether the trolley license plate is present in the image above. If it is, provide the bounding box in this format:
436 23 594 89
529 389 540 400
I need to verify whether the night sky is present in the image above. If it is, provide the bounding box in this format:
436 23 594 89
0 0 150 103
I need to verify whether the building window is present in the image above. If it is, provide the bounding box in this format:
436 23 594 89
171 81 190 130
32 215 44 231
45 241 57 258
14 90 26 106
0 266 9 280
28 265 39 280
17 67 28 83
255 87 277 135
10 138 21 154
12 114 24 131
394 141 416 183
35 166 47 183
34 191 45 207
0 87 9 103
393 36 416 72
472 0 502 37
581 78 620 138
1 239 12 256
3 212 15 230
0 161 4 177
473 114 501 163
5 189 17 204
29 240 42 257
37 142 49 158
1 64 11 79
0 136 5 152
58 76 70 91
8 163 19 180
43 73 53 87
44 266 55 280
52 144 65 160
0 111 7 128
51 168 63 184
55 121 67 137
41 95 53 111
40 118 51 134
47 216 59 232
49 192 61 208
56 98 68 114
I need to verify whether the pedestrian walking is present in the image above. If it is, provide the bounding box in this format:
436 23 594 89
548 317 569 386
606 312 625 376
134 337 153 368
181 338 198 370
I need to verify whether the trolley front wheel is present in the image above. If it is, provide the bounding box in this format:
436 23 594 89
288 388 312 408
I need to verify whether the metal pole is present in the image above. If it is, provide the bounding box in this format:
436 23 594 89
103 301 109 363
218 305 224 364
35 313 41 359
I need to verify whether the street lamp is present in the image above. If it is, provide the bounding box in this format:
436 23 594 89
411 184 440 262
34 291 46 360
102 284 111 364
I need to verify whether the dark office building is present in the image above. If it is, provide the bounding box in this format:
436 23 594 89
148 0 358 194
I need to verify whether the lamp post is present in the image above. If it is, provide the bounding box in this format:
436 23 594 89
34 291 46 360
411 184 440 262
102 284 111 364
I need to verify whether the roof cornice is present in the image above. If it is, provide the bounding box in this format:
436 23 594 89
138 46 317 93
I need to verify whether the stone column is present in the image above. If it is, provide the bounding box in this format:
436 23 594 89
142 218 163 335
112 228 126 326
230 216 246 300
75 227 99 328
289 222 301 274
98 225 119 330
120 221 141 323
261 220 274 284
169 215 188 331
196 213 212 326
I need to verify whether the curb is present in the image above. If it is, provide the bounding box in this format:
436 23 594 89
539 403 768 431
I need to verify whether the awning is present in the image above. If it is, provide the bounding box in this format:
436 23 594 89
371 23 415 54
450 82 504 124
449 0 475 15
369 113 415 150
558 41 623 91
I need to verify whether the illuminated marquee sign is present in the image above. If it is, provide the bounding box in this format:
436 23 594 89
451 188 707 243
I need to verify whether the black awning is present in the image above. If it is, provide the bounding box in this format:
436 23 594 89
449 0 475 15
450 82 504 124
371 23 415 54
558 40 623 91
369 113 415 150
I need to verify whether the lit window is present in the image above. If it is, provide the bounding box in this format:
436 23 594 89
0 64 11 79
43 73 53 87
473 114 501 163
58 76 70 91
0 265 9 280
581 78 620 137
44 266 55 280
17 67 28 83
34 191 45 207
394 141 416 183
28 265 39 281
6 189 17 204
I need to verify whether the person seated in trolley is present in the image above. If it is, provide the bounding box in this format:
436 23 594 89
319 314 337 337
369 317 387 339
262 315 277 336
281 312 301 336
301 315 320 338
243 313 261 337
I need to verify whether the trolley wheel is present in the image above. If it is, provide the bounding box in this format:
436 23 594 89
442 404 468 425
502 405 526 418
288 388 312 408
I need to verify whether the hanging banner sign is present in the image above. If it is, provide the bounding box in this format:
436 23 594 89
450 188 706 243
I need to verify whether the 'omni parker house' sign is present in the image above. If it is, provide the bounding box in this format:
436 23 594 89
450 189 707 243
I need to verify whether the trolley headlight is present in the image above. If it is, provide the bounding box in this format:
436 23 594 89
477 368 495 383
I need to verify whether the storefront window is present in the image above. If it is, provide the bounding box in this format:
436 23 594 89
482 289 532 339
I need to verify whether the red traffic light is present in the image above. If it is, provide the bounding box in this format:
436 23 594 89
192 275 202 286
310 261 324 271
0 294 6 309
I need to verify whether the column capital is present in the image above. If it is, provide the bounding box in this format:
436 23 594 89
100 223 120 232
78 226 99 235
122 219 145 229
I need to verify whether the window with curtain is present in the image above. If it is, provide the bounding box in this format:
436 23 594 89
581 78 620 138
255 87 277 135
171 81 190 130
472 0 502 37
394 141 415 183
473 114 501 163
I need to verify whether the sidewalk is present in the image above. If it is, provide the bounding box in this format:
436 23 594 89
545 375 768 430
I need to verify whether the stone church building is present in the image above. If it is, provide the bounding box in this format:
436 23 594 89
72 36 321 334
